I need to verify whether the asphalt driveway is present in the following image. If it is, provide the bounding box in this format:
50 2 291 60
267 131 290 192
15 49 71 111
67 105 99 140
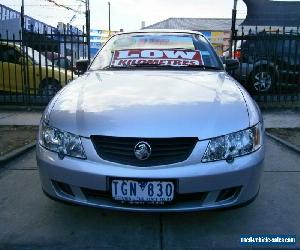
0 137 299 249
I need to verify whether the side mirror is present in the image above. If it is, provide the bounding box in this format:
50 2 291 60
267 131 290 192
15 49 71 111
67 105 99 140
225 58 239 71
75 59 89 75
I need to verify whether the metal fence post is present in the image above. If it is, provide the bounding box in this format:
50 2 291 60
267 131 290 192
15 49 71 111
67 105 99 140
86 0 91 62
229 0 238 58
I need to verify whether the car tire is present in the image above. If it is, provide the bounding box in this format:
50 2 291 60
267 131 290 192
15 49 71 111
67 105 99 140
39 79 61 97
249 66 276 93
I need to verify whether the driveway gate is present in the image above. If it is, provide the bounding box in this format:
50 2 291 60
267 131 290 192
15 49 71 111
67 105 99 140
230 26 300 104
1 26 300 106
0 27 89 106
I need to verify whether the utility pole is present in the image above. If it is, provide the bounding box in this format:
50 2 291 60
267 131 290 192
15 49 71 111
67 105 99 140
108 2 111 36
229 0 238 58
85 0 91 62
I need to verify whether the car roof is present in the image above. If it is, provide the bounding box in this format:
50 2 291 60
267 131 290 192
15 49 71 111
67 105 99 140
113 29 204 37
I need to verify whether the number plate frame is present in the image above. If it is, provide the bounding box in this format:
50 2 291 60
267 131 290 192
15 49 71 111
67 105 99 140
109 178 177 204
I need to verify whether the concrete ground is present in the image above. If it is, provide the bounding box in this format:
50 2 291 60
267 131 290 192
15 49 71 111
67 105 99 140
1 108 300 128
0 137 299 249
0 110 42 126
262 109 300 128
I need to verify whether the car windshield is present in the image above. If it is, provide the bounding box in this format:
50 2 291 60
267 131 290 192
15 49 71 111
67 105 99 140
90 32 223 70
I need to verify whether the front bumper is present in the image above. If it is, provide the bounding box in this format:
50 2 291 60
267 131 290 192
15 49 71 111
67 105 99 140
36 138 265 212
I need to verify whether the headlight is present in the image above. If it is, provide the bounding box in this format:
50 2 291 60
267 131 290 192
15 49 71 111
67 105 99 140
39 122 86 159
202 123 262 163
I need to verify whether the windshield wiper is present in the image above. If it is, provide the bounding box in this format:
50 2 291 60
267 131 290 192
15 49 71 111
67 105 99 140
101 64 166 70
101 64 222 70
183 64 222 70
129 64 222 70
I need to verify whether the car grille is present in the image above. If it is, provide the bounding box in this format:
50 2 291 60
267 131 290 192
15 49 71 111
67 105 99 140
90 136 198 166
81 187 208 205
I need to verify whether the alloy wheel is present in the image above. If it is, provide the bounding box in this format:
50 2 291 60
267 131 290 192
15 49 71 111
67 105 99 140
253 71 272 92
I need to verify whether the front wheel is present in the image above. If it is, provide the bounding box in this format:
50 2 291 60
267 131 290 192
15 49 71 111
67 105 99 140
250 67 276 93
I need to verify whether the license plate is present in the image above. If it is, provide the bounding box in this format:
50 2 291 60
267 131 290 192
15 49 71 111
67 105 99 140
111 179 174 204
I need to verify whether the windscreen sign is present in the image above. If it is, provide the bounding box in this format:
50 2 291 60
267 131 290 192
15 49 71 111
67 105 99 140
110 49 203 67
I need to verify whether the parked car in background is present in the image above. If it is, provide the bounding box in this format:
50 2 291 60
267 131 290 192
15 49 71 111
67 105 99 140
0 43 73 96
53 57 73 71
225 33 300 93
222 40 242 60
37 30 265 212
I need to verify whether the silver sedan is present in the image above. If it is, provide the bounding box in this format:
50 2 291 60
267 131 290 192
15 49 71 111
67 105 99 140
36 30 265 212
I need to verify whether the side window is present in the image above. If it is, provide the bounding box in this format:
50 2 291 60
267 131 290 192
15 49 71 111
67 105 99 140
289 40 297 54
276 40 284 54
275 39 297 62
282 40 295 54
297 41 300 55
0 46 22 64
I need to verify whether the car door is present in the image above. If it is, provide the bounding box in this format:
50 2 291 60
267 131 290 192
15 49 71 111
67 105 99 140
25 47 43 94
0 44 24 93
